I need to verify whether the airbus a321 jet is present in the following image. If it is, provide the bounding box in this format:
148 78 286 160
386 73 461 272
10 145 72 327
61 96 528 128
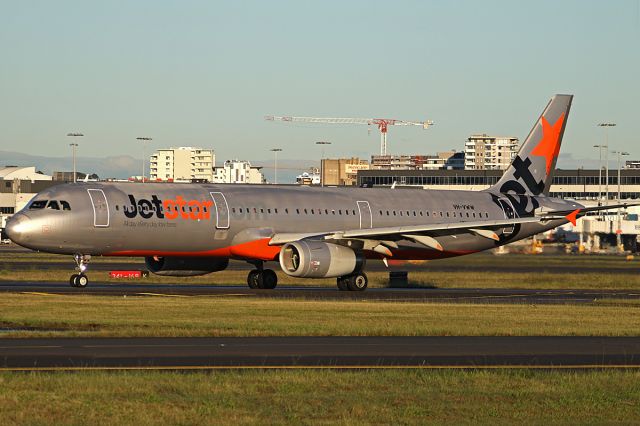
5 94 634 290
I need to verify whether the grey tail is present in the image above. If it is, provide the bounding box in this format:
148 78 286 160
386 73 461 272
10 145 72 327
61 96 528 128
490 94 573 196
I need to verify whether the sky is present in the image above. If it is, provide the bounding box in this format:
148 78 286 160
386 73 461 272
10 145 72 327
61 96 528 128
1 0 639 179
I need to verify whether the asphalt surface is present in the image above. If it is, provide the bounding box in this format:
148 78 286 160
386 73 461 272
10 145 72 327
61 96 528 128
2 259 638 275
1 336 639 370
2 281 640 304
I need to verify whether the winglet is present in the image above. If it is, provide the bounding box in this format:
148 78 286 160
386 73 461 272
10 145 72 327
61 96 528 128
565 209 580 226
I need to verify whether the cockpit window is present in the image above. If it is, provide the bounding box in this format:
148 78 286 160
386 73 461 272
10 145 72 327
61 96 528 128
60 201 71 211
46 201 60 210
29 200 47 210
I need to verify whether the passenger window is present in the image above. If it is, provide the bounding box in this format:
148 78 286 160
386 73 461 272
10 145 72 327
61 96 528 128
386 211 390 216
285 208 289 214
345 210 348 215
473 212 476 218
393 211 396 216
332 210 336 215
304 209 308 214
275 208 278 214
379 210 383 215
311 209 315 214
446 212 450 217
29 200 47 210
296 209 300 214
46 200 60 210
466 212 470 218
352 210 356 215
260 208 264 214
60 201 71 211
325 209 329 214
413 211 416 216
440 212 443 217
232 208 236 213
419 211 423 216
338 210 342 215
399 211 403 216
406 211 410 216
267 208 271 214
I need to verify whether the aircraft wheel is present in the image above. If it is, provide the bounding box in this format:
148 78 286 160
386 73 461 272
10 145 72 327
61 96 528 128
347 273 368 292
69 274 79 287
75 274 89 288
336 277 349 291
262 269 278 289
247 270 261 289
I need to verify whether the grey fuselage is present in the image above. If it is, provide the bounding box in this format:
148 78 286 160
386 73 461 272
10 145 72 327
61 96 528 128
6 182 581 262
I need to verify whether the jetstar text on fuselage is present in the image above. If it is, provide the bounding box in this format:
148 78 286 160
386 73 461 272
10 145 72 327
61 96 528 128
123 194 214 221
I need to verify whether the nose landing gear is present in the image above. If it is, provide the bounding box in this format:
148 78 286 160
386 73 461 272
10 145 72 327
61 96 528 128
70 254 91 288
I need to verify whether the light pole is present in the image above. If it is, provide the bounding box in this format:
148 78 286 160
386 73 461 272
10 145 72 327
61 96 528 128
67 132 83 183
136 137 153 182
316 141 331 187
593 144 606 207
612 150 630 249
598 123 616 206
270 148 282 184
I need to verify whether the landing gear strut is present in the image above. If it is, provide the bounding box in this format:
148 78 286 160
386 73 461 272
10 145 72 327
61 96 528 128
337 272 368 292
70 254 91 288
246 261 278 289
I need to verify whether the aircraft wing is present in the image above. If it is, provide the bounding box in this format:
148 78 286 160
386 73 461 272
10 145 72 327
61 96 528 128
269 216 554 252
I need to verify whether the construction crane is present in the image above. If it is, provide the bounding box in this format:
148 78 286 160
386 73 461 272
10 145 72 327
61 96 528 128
265 115 435 156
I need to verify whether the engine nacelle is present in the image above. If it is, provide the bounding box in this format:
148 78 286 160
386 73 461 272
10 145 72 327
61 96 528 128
145 256 229 277
279 241 364 278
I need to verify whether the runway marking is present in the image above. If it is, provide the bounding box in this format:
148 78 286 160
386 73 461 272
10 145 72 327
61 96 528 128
19 292 59 296
135 292 192 298
1 364 640 372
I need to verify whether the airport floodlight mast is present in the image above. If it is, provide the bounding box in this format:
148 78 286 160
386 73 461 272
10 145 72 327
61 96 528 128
270 148 283 184
66 132 83 183
597 122 616 207
316 141 331 187
265 115 434 156
136 137 153 182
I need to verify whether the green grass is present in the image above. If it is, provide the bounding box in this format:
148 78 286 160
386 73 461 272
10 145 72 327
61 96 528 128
2 294 640 337
0 369 639 425
2 267 640 290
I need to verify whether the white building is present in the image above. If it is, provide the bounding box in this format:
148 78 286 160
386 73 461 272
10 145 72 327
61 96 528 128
213 160 265 184
0 166 52 181
464 134 519 170
149 147 215 182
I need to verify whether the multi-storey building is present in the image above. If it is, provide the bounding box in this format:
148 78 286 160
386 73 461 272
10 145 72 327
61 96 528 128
370 151 464 171
213 160 264 184
321 158 369 186
149 147 215 182
464 134 519 170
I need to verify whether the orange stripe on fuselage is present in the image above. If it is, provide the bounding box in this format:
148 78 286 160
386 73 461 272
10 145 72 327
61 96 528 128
106 239 476 262
105 238 281 261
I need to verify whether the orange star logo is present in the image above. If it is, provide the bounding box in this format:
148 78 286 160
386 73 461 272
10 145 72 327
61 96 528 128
531 112 565 174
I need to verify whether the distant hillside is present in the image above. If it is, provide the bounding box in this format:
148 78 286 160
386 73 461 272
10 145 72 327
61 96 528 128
0 150 140 179
0 150 317 183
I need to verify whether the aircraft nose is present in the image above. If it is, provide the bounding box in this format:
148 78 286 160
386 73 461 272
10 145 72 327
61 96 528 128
5 214 32 245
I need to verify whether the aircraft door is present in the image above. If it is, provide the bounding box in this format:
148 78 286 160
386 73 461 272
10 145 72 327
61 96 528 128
209 192 230 229
497 197 517 235
87 189 110 227
357 201 372 229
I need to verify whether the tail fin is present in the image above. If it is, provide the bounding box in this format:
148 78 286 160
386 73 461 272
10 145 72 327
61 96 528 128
491 94 573 196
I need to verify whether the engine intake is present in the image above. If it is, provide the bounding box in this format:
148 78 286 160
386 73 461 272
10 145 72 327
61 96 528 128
145 256 229 277
279 241 364 278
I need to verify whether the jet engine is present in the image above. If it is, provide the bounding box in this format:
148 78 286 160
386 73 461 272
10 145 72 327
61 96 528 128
145 256 229 276
279 240 364 278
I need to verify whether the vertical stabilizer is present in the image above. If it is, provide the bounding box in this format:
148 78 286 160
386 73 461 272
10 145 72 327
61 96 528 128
491 94 573 196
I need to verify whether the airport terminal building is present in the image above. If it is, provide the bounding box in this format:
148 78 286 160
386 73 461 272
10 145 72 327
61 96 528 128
357 168 640 200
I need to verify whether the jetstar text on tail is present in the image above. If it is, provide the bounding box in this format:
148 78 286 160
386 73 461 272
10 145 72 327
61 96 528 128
123 194 214 220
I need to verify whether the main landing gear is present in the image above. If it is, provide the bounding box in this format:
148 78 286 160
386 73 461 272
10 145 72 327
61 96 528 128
70 254 91 288
247 261 278 289
337 272 368 292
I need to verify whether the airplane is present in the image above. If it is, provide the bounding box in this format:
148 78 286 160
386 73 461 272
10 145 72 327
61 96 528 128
5 94 636 290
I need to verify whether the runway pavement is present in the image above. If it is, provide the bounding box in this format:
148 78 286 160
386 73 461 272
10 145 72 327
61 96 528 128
1 259 638 275
2 281 640 304
1 336 639 370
